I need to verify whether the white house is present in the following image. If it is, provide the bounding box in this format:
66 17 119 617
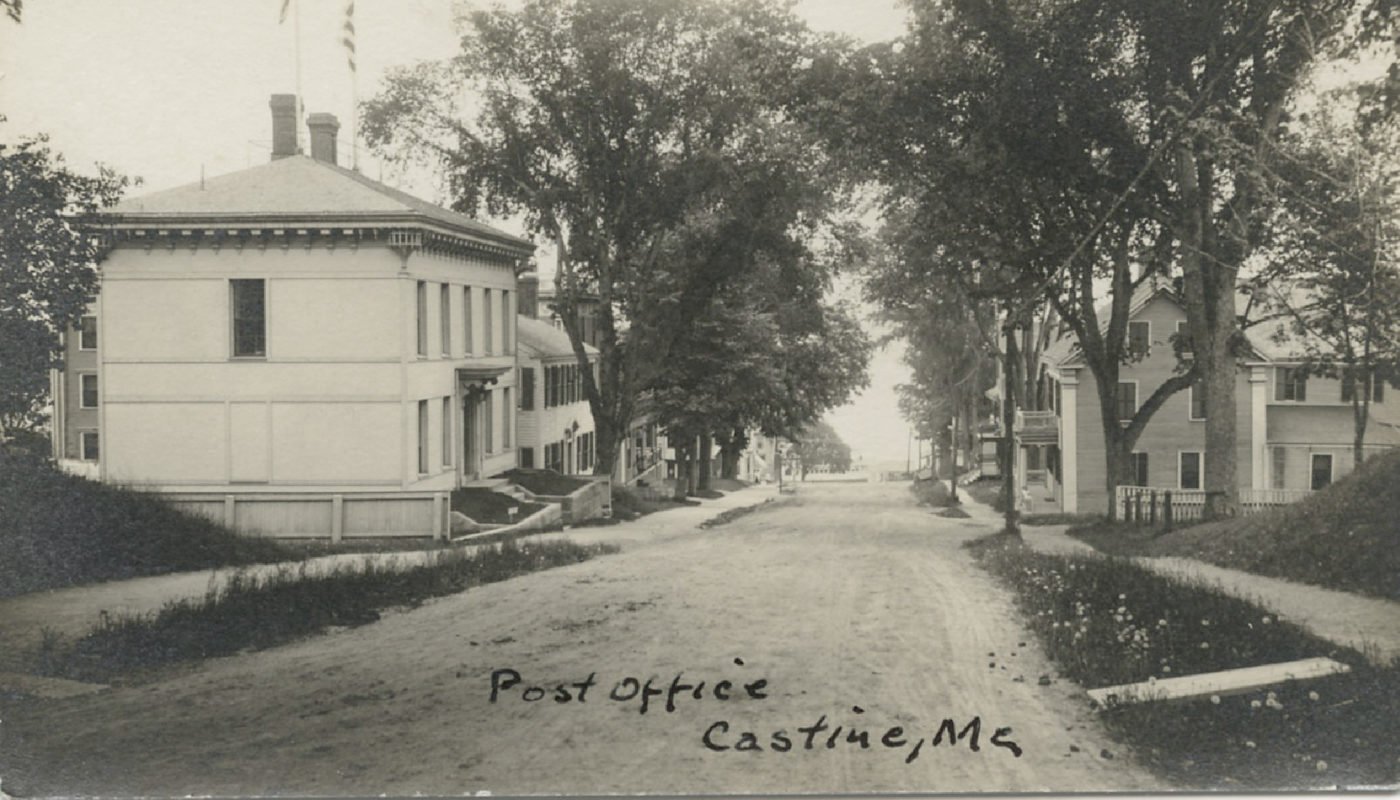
515 302 600 475
52 96 534 538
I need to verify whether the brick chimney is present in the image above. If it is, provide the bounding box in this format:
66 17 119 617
518 271 540 319
269 94 299 160
306 113 340 166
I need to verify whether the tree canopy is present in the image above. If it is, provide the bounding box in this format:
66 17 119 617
0 128 126 438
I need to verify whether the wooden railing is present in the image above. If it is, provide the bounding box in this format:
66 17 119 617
1115 485 1312 529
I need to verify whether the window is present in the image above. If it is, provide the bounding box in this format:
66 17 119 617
416 281 428 357
440 284 452 356
484 288 494 355
79 373 98 409
231 279 266 357
545 441 564 473
519 368 535 410
1310 453 1333 491
1271 447 1286 489
1175 320 1193 354
1189 381 1206 421
502 290 512 353
519 447 535 469
79 315 97 350
1129 452 1149 487
1117 381 1137 422
417 400 429 474
1179 451 1202 490
1054 379 1062 416
442 396 453 466
502 388 512 448
463 286 474 355
1342 373 1385 403
1128 321 1150 359
80 431 99 461
484 390 494 453
1276 367 1307 402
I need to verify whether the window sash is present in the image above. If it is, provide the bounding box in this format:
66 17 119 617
1129 452 1148 487
1116 382 1137 422
416 282 428 357
440 284 451 356
1276 368 1307 402
1189 382 1206 420
81 431 99 461
519 368 535 410
1128 321 1150 358
231 279 266 358
442 396 453 466
1179 452 1202 490
417 400 429 474
1310 454 1333 490
79 315 98 350
80 373 98 408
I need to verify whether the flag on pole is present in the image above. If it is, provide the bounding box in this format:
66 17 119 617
341 1 357 72
278 0 291 24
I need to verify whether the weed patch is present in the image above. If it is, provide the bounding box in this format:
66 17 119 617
36 540 616 683
968 535 1399 789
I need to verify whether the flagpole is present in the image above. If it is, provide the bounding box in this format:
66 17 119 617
293 0 305 155
351 56 360 171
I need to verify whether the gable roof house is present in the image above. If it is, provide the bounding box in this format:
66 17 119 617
1020 281 1399 516
515 276 601 475
48 95 534 538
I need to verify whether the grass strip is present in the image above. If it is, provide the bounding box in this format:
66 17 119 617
969 535 1400 789
35 539 616 684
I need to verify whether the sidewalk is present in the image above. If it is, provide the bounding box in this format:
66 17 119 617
954 485 1400 666
0 482 778 676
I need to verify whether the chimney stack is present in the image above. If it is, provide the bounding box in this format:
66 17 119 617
269 94 299 160
518 271 540 319
306 113 340 166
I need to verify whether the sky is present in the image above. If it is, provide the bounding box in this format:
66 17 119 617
0 0 916 466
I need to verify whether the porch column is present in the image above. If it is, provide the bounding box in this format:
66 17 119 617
1060 370 1079 513
1250 366 1268 489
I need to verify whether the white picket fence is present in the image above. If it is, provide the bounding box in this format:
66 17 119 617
1115 486 1312 524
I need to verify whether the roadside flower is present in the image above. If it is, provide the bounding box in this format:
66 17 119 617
1245 740 1257 749
1250 699 1262 709
1118 594 1126 600
1316 760 1328 772
1262 616 1272 625
1162 665 1171 674
1199 642 1210 649
1308 691 1320 702
1201 619 1210 626
1210 695 1221 705
1158 619 1168 627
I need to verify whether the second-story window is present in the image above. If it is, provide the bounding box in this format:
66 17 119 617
519 367 535 410
1189 381 1206 420
416 281 428 357
80 373 99 408
440 284 451 356
1116 381 1137 422
79 315 98 350
231 279 266 358
1128 321 1150 359
1276 368 1307 402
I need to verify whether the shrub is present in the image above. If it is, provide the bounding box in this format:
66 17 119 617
910 478 959 507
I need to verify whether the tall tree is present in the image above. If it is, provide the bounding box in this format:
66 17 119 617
1251 88 1400 470
0 129 126 439
362 0 846 476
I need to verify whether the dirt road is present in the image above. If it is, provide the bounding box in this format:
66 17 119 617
1 482 1161 795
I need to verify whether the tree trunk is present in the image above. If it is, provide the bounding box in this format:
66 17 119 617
1101 421 1132 523
1200 326 1240 518
672 441 690 501
1353 391 1370 472
592 413 624 478
687 436 700 493
1002 320 1020 536
698 433 713 491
